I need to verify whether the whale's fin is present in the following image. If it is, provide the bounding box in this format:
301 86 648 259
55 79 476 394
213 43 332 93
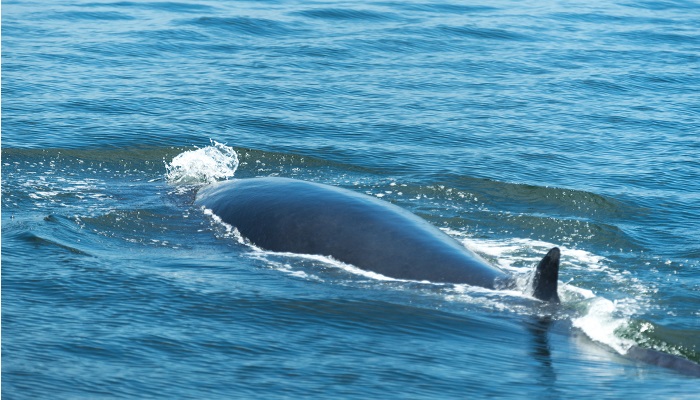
532 247 560 303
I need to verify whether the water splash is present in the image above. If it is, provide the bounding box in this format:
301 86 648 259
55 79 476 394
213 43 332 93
165 140 239 185
571 297 636 354
449 233 658 357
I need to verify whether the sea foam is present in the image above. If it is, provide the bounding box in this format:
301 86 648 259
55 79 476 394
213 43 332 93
165 140 239 185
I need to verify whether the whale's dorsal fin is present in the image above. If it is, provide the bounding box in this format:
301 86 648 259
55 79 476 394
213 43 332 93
532 247 560 303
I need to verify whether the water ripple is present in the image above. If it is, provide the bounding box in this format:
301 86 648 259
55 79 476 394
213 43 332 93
185 16 304 37
293 8 399 21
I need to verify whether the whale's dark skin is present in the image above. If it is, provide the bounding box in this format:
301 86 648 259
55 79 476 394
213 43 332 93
196 177 560 302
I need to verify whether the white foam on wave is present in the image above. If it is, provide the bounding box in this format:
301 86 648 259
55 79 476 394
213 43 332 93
201 208 249 246
250 249 403 283
165 140 239 185
451 233 654 356
16 174 115 215
571 297 636 354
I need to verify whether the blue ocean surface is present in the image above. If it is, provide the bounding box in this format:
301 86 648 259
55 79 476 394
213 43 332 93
2 0 700 398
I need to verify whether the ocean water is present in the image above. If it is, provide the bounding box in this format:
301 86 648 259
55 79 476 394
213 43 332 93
2 0 700 398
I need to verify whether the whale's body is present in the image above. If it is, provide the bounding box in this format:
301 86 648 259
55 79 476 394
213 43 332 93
196 177 560 302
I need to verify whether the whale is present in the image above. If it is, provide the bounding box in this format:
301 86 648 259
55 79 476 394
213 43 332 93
196 177 561 302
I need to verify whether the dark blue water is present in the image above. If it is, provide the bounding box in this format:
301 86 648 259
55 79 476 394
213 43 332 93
3 0 700 398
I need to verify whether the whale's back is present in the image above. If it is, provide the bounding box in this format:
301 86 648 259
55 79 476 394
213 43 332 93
196 177 508 287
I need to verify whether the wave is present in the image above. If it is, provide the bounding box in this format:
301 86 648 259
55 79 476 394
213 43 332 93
183 16 305 38
4 143 698 372
292 8 399 22
80 2 216 13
